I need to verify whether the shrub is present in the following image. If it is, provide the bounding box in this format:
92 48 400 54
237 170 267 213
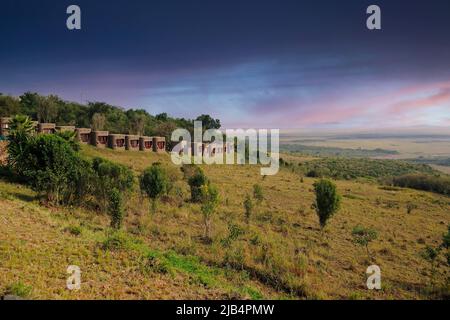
6 115 35 174
20 134 88 205
253 184 264 204
352 226 378 259
200 183 220 241
4 281 33 298
188 167 208 203
443 225 450 249
92 157 134 212
221 223 245 247
421 245 440 286
313 179 341 228
139 163 168 213
55 130 80 151
243 194 253 224
108 188 124 229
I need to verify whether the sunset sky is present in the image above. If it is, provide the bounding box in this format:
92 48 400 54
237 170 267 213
1 0 450 129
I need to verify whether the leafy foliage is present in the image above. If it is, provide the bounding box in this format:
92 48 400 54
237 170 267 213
200 183 220 240
108 188 124 229
19 134 88 205
253 184 264 204
92 157 134 212
6 115 35 173
140 163 168 213
351 226 378 258
313 179 341 228
297 158 436 180
243 194 253 224
188 167 209 203
390 174 450 196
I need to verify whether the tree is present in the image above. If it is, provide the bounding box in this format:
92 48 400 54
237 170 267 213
91 113 106 131
139 163 168 213
200 183 220 241
421 246 440 287
19 92 40 118
352 226 378 259
92 157 134 213
243 194 253 224
20 134 87 205
253 184 264 204
7 115 35 173
108 188 124 229
195 114 221 130
188 168 209 203
0 95 21 117
313 179 341 228
37 95 59 123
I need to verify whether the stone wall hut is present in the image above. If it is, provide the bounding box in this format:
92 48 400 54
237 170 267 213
125 135 140 151
153 136 166 152
139 136 153 152
108 134 126 150
75 128 92 144
38 123 56 134
90 131 109 148
55 126 76 133
0 117 12 136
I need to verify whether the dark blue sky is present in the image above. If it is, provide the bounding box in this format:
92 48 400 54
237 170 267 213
1 0 450 128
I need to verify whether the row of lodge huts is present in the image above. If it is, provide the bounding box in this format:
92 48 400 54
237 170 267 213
0 117 166 152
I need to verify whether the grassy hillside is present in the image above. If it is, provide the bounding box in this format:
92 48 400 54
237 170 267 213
1 145 449 299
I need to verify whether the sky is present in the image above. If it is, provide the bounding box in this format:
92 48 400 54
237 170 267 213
1 0 450 129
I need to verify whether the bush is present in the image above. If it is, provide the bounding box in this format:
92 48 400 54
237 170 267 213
352 225 378 259
253 184 264 204
6 115 35 174
55 130 80 151
139 163 168 213
243 194 253 224
313 179 341 228
200 183 220 240
20 134 89 205
188 167 209 203
92 157 134 212
108 188 124 229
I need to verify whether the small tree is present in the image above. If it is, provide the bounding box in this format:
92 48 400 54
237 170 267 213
253 184 264 204
7 115 34 173
92 157 134 213
188 168 208 203
109 188 124 229
442 225 450 266
313 179 341 228
421 245 440 287
200 183 220 241
243 194 253 224
139 164 168 213
20 134 86 205
352 225 378 259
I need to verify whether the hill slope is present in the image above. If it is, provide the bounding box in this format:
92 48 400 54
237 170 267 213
1 146 449 299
